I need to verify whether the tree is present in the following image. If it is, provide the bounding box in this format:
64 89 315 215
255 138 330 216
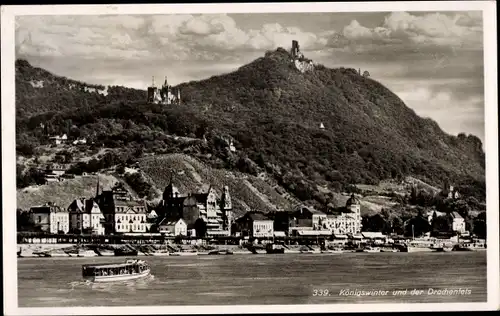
431 216 451 235
473 213 486 238
391 216 404 235
194 218 207 238
405 216 431 237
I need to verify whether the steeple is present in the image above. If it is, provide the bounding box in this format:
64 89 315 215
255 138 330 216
152 76 155 88
163 171 175 200
163 76 168 87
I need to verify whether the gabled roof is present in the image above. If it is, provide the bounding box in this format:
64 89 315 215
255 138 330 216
450 211 463 219
361 232 385 239
158 217 185 227
242 211 271 221
30 203 66 213
295 205 325 216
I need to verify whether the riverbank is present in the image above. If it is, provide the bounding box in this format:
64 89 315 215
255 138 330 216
17 243 346 257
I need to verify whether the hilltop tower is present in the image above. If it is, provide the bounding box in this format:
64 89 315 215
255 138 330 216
160 76 170 104
291 40 300 58
147 76 158 103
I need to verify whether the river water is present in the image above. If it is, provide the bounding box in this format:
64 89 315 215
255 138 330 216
18 252 486 307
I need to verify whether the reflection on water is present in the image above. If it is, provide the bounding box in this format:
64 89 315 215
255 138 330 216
18 252 486 307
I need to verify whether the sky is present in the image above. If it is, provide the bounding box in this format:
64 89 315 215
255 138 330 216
15 11 485 142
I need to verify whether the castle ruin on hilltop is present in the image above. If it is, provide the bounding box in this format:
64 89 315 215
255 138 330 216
290 40 315 73
147 76 181 105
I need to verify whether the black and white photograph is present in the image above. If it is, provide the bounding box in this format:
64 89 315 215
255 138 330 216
2 1 499 315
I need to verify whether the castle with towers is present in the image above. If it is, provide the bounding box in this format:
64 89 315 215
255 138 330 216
147 76 181 105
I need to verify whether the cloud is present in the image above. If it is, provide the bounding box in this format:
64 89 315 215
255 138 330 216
16 14 332 63
326 11 483 53
391 83 484 141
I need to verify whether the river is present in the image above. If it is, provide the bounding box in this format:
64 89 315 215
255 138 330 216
17 251 486 307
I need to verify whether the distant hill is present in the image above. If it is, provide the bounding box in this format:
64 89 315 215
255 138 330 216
15 59 146 119
16 174 131 210
15 47 486 208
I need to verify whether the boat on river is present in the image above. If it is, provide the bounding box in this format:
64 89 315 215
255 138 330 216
95 248 115 256
66 249 98 257
82 259 150 282
363 246 381 253
46 248 70 257
380 247 399 253
266 244 285 254
170 250 198 256
208 249 234 255
114 248 138 256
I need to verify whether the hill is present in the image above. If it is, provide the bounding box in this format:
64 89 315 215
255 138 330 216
15 47 486 209
16 174 131 210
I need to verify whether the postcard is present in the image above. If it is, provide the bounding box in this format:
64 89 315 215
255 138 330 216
2 1 498 315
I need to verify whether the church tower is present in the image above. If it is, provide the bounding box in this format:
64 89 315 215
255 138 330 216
220 186 233 233
346 193 361 233
160 76 170 105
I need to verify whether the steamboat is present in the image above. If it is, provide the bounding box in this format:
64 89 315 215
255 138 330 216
82 259 150 282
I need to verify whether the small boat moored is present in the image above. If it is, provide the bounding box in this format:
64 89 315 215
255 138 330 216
82 259 151 283
266 243 285 254
114 248 139 256
363 246 381 253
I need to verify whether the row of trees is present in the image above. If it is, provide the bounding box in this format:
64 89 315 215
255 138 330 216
361 209 486 238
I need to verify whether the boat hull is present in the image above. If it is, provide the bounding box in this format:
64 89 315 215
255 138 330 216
170 252 198 256
266 249 285 254
150 252 170 256
86 270 150 283
78 252 98 257
48 252 70 257
406 246 433 253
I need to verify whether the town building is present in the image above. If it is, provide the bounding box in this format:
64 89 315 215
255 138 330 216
442 184 460 200
68 198 106 235
49 134 68 145
94 181 148 234
72 138 87 145
157 180 233 237
321 194 362 235
324 211 358 235
449 211 466 234
361 232 386 245
29 202 69 234
234 211 274 238
288 205 330 236
158 218 187 236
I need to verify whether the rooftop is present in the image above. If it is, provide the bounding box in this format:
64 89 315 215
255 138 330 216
450 211 463 219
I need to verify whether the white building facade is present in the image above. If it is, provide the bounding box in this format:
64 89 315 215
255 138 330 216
252 219 274 238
